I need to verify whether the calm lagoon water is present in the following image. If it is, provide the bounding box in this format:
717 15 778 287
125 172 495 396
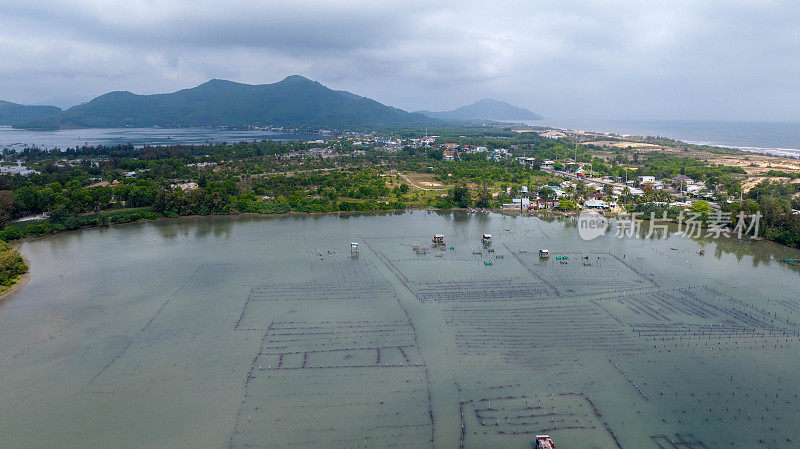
1 211 799 448
0 126 318 150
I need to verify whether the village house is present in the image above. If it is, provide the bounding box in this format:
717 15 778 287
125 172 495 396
534 198 556 209
171 181 199 191
487 149 508 161
628 187 644 196
502 197 531 210
583 199 610 210
637 175 656 184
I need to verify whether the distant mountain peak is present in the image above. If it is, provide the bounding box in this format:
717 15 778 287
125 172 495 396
281 74 313 82
191 79 248 91
475 98 500 103
276 75 323 87
203 78 237 85
416 98 542 121
102 90 136 97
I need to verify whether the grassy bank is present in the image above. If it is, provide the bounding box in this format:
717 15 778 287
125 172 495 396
0 208 162 241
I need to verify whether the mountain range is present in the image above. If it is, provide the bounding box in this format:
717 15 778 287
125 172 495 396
17 76 437 130
0 100 62 127
2 76 541 130
415 98 542 121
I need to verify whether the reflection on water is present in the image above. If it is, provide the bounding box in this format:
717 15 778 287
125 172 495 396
552 210 799 271
0 211 798 449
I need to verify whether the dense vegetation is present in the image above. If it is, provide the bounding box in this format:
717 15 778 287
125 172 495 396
0 240 27 287
766 170 800 180
0 140 412 240
730 179 800 247
0 128 797 249
0 100 61 126
19 76 435 130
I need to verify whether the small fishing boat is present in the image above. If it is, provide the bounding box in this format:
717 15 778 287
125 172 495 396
535 435 555 449
539 249 550 259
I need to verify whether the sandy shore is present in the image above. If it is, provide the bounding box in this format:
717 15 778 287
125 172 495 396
584 138 800 192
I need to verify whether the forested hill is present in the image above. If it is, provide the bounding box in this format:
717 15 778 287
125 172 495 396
19 76 437 130
0 100 61 126
416 98 542 121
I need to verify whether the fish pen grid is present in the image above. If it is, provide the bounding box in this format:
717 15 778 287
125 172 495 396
256 321 425 369
246 258 391 301
776 298 800 311
629 323 800 341
511 250 658 297
229 248 435 449
609 349 800 449
245 282 394 301
643 334 800 352
219 223 800 449
699 286 799 329
651 433 711 449
471 394 596 433
235 258 397 330
229 366 434 449
611 289 723 321
365 238 559 303
443 302 642 356
412 278 554 303
456 382 625 449
594 286 800 341
230 320 433 448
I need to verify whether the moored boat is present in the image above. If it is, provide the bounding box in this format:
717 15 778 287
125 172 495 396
539 249 550 259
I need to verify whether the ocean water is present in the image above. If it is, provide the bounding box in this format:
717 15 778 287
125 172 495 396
1 211 799 449
533 119 800 158
0 126 318 150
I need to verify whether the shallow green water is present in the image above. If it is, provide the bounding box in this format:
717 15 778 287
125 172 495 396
1 211 798 448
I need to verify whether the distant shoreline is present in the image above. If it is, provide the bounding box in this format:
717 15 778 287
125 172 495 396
682 141 800 158
523 119 800 158
3 122 800 158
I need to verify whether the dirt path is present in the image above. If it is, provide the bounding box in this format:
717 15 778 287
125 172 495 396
400 173 448 191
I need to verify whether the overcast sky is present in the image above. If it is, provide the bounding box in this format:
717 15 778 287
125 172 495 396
1 0 799 121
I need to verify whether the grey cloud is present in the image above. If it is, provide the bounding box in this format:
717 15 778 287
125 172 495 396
1 0 798 120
